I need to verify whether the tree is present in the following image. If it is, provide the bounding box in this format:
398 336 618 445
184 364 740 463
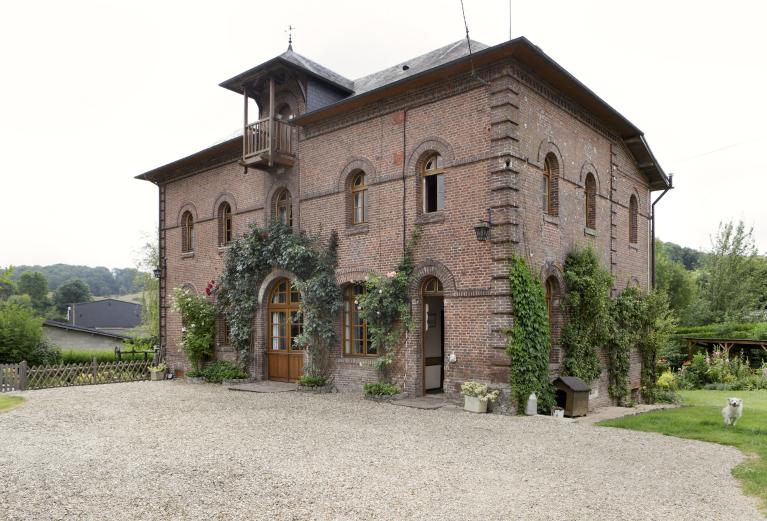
135 238 159 341
0 302 60 365
655 240 698 323
700 220 759 322
17 271 50 313
0 266 15 300
54 278 93 314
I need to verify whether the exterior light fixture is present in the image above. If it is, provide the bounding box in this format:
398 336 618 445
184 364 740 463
474 209 492 242
153 267 162 279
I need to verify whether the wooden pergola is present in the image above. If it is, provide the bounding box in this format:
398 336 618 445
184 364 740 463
685 337 767 367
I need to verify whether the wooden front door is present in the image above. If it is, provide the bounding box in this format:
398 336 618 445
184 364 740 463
267 278 304 382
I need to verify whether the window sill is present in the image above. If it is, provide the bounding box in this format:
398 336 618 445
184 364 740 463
543 214 559 226
629 243 639 252
345 223 369 236
181 252 195 259
584 227 597 237
416 211 445 225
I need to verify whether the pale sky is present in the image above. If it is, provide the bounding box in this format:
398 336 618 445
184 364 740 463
2 0 766 269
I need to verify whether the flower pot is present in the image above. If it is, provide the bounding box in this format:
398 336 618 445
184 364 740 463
463 395 488 413
150 371 165 381
551 407 565 419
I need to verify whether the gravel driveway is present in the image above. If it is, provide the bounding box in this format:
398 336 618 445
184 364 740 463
1 382 762 520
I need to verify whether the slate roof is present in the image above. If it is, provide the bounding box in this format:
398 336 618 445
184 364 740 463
553 376 591 392
43 320 132 340
352 39 488 95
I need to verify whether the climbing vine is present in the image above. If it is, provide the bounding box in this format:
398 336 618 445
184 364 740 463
357 228 419 382
561 247 613 384
172 287 216 370
607 285 643 405
506 255 554 413
636 290 676 402
215 221 341 376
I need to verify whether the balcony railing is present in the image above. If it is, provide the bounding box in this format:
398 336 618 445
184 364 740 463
243 117 294 164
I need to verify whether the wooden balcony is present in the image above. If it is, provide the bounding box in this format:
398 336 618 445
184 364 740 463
242 117 295 169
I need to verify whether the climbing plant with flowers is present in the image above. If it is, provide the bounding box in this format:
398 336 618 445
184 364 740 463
357 228 419 381
172 287 216 370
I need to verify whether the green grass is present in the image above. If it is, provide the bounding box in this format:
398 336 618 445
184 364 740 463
600 390 767 512
60 349 150 364
0 395 24 413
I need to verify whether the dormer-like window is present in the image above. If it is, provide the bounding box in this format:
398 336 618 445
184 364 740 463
217 202 232 246
274 189 293 227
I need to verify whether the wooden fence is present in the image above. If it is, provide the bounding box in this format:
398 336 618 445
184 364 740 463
0 359 151 392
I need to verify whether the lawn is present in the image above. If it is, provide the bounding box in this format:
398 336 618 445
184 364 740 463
600 390 767 512
0 395 24 413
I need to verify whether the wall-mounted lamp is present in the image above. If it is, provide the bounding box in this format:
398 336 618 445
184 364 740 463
153 267 162 279
474 209 492 242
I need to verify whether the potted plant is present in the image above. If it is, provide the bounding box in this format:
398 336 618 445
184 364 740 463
460 381 500 413
148 362 167 381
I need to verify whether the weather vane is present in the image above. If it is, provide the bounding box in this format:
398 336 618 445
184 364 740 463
286 25 295 50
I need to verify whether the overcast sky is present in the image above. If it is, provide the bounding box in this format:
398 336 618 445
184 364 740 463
1 0 765 269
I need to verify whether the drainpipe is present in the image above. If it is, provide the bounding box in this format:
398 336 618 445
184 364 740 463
402 110 408 252
651 174 673 288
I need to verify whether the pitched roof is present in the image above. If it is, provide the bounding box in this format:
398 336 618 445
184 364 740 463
43 320 131 340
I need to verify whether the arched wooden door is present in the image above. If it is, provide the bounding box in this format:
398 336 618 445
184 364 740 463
267 278 304 382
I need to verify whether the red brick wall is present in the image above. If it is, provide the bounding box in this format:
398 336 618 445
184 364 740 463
158 57 654 406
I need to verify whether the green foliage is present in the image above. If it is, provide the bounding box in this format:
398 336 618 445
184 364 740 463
700 220 759 322
561 247 612 384
675 347 767 391
636 290 676 402
363 382 400 396
674 322 767 341
0 266 15 300
17 271 50 313
600 390 767 511
54 278 93 314
0 302 62 365
216 221 342 376
655 240 698 322
607 286 643 405
135 237 159 341
11 264 141 297
356 229 418 381
505 255 554 413
60 349 146 364
656 369 676 390
198 361 248 383
172 288 215 370
297 374 328 387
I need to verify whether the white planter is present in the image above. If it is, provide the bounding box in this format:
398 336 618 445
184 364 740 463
463 395 488 413
150 371 165 381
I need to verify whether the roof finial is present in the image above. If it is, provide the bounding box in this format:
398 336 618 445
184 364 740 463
286 25 295 51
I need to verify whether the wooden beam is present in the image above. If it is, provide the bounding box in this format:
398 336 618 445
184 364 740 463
243 86 248 160
269 76 275 167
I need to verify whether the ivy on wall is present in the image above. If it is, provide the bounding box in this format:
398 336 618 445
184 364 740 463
506 256 554 412
561 247 613 384
357 228 419 382
607 286 643 404
215 221 341 376
636 290 676 402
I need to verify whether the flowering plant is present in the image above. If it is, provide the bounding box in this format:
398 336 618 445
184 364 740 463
172 287 215 370
148 362 167 373
460 381 500 403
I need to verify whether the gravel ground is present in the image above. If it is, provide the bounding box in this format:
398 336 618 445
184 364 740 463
1 382 763 521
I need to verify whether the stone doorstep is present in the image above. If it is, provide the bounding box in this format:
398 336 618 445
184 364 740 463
227 381 296 393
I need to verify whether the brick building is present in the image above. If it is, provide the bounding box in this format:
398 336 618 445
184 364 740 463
137 37 670 405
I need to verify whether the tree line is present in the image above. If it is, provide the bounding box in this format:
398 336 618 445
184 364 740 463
656 220 767 326
7 264 141 296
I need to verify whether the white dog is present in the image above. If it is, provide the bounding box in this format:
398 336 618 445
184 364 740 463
722 397 744 426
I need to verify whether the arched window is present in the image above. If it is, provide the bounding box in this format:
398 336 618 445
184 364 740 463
423 277 444 295
584 173 596 230
217 202 232 246
343 285 373 356
276 103 294 121
629 194 638 244
351 171 368 224
268 278 303 351
422 153 445 213
543 153 559 216
274 189 293 227
181 211 194 253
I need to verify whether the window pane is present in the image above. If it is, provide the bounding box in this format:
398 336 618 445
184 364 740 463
271 312 285 350
425 175 437 213
362 190 368 222
542 175 549 212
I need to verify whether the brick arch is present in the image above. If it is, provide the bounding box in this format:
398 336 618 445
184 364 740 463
265 182 298 225
409 260 457 297
274 90 301 119
179 282 198 295
176 203 198 227
212 192 237 216
406 137 455 175
535 139 565 175
335 268 372 287
540 261 565 292
579 162 602 195
337 157 377 192
257 269 299 306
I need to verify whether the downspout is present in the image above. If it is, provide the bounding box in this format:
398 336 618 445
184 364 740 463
650 174 673 288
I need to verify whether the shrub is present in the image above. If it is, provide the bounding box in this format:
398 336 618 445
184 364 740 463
172 288 215 370
61 349 117 364
363 382 400 396
185 369 203 378
0 302 45 364
199 361 248 383
297 375 327 387
656 370 676 390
